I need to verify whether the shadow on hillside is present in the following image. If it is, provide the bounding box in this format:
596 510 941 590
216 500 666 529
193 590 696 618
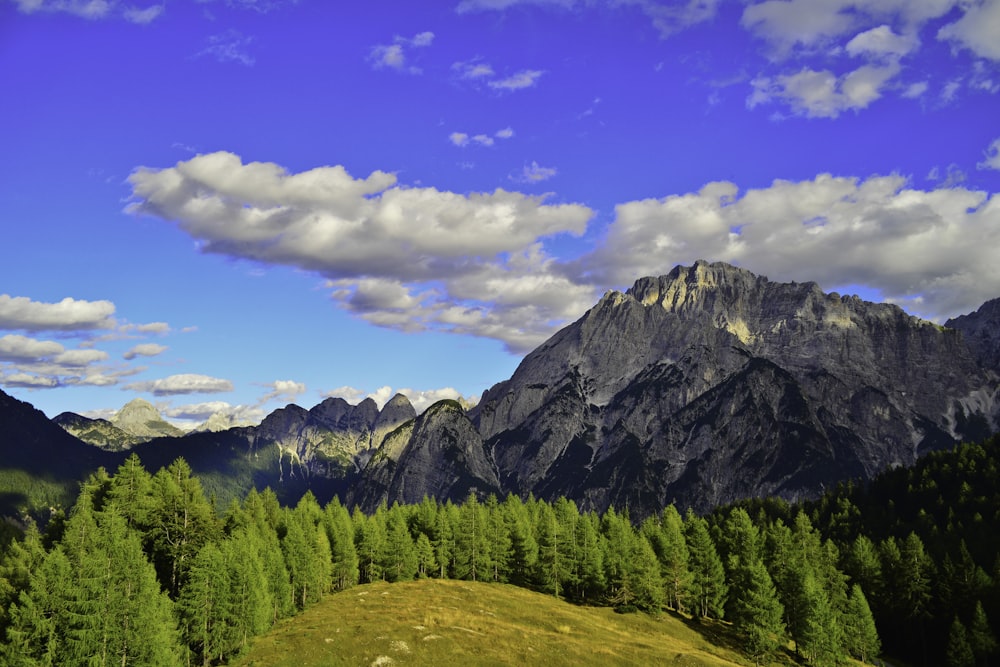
673 611 799 666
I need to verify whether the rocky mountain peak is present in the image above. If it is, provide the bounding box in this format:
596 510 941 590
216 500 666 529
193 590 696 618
111 398 184 439
946 297 1000 374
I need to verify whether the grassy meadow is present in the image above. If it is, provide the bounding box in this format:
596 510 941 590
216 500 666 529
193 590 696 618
234 578 794 667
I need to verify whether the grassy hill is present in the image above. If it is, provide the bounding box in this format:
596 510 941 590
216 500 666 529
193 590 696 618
234 579 790 667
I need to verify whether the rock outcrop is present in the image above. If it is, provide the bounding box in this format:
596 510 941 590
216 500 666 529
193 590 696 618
358 261 999 515
53 412 144 451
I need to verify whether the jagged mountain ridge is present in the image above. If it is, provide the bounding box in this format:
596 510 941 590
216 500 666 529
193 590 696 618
3 261 1000 519
357 261 1000 514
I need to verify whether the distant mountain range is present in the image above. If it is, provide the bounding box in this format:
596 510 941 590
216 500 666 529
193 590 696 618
4 261 998 519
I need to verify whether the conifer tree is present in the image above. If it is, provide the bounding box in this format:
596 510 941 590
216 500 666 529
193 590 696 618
415 532 437 578
147 458 220 597
843 534 883 602
949 617 976 667
502 494 538 587
323 499 359 591
382 506 418 582
843 583 881 664
535 501 564 597
485 494 513 583
797 571 843 667
729 557 785 667
106 453 154 530
454 493 490 582
969 600 997 666
177 542 232 666
433 502 457 579
224 529 274 651
571 511 606 603
0 521 46 633
353 507 387 583
684 509 727 619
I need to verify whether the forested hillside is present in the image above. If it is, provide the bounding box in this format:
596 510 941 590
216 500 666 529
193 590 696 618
1 436 998 665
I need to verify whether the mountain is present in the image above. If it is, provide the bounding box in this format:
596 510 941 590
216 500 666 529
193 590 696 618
52 412 144 451
946 297 1000 374
3 261 999 520
54 398 184 449
110 398 185 439
354 261 999 514
0 389 118 517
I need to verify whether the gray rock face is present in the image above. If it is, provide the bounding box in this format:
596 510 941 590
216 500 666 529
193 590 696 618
947 297 1000 374
53 412 143 451
353 400 500 509
111 398 185 440
445 260 997 515
249 394 417 482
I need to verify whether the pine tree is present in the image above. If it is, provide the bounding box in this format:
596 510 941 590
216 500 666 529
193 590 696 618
147 458 220 597
433 503 456 579
843 534 883 602
729 557 785 667
571 511 606 603
502 494 537 587
949 617 976 667
843 583 880 664
177 542 232 666
415 532 437 578
485 494 513 583
382 506 418 582
454 493 490 582
224 529 274 652
797 571 843 667
105 453 154 530
323 498 359 591
0 521 47 633
684 509 727 619
353 507 387 584
534 501 564 597
969 600 997 666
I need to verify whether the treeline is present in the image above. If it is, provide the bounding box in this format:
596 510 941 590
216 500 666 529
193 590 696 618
1 435 998 666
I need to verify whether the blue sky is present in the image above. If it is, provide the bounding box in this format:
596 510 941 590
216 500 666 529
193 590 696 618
1 0 998 427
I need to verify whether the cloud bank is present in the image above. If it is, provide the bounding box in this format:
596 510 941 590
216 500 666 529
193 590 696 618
127 152 1000 351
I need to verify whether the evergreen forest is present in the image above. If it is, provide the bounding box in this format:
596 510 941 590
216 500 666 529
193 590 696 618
1 434 999 666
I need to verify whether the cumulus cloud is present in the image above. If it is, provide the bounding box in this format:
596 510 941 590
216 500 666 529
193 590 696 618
575 174 1000 321
163 401 264 426
1 372 59 389
450 128 513 148
748 63 901 118
0 294 116 331
449 132 470 147
452 59 495 80
845 25 919 59
123 4 163 24
938 0 1000 61
258 379 307 404
0 335 65 362
511 161 558 183
125 373 234 396
53 349 109 367
489 70 544 91
980 138 1000 171
127 151 593 352
13 0 113 19
123 343 168 360
370 31 435 74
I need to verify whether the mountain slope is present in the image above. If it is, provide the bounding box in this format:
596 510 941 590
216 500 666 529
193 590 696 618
359 260 999 514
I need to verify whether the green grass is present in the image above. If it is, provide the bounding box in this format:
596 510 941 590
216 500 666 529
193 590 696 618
234 579 790 667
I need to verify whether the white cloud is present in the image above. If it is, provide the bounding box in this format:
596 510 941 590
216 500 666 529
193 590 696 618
13 0 112 19
127 151 593 352
258 379 307 404
123 3 163 24
938 0 1000 61
741 0 957 56
125 373 234 396
748 62 901 118
452 59 496 80
902 81 929 98
980 138 1000 171
456 0 574 12
0 294 116 331
370 31 435 73
496 127 515 139
196 29 255 66
53 349 109 367
123 343 168 360
0 334 64 361
845 25 919 58
511 161 558 183
163 400 264 426
489 70 544 91
1 372 59 389
135 321 171 334
449 132 470 147
576 174 1000 321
